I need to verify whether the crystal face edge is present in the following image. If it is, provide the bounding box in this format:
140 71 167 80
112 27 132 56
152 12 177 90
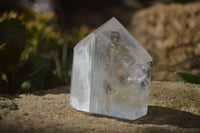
70 33 95 112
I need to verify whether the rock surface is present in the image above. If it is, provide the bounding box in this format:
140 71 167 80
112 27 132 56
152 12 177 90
0 81 200 133
131 3 200 80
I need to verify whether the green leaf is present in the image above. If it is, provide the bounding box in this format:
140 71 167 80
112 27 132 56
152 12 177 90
175 72 200 84
0 19 25 72
0 19 25 47
15 57 66 92
28 58 66 92
15 59 44 87
0 41 21 72
0 77 7 90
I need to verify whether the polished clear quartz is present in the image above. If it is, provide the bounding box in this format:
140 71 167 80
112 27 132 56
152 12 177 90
70 17 152 120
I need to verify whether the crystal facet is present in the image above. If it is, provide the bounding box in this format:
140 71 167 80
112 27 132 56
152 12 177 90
70 17 152 120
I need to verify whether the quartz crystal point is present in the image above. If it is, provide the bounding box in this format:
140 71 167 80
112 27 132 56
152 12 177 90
70 17 152 120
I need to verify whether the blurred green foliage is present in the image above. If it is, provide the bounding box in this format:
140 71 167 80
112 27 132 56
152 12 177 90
0 19 25 72
0 10 93 94
0 19 25 93
0 10 70 93
21 10 69 82
175 72 200 84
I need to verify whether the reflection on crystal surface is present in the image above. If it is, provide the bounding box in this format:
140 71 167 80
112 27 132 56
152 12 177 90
70 17 152 120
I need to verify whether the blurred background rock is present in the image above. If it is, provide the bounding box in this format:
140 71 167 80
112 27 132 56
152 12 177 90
0 0 200 92
131 2 200 80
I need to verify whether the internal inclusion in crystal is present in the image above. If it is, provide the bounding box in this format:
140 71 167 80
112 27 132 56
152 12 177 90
70 17 152 120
